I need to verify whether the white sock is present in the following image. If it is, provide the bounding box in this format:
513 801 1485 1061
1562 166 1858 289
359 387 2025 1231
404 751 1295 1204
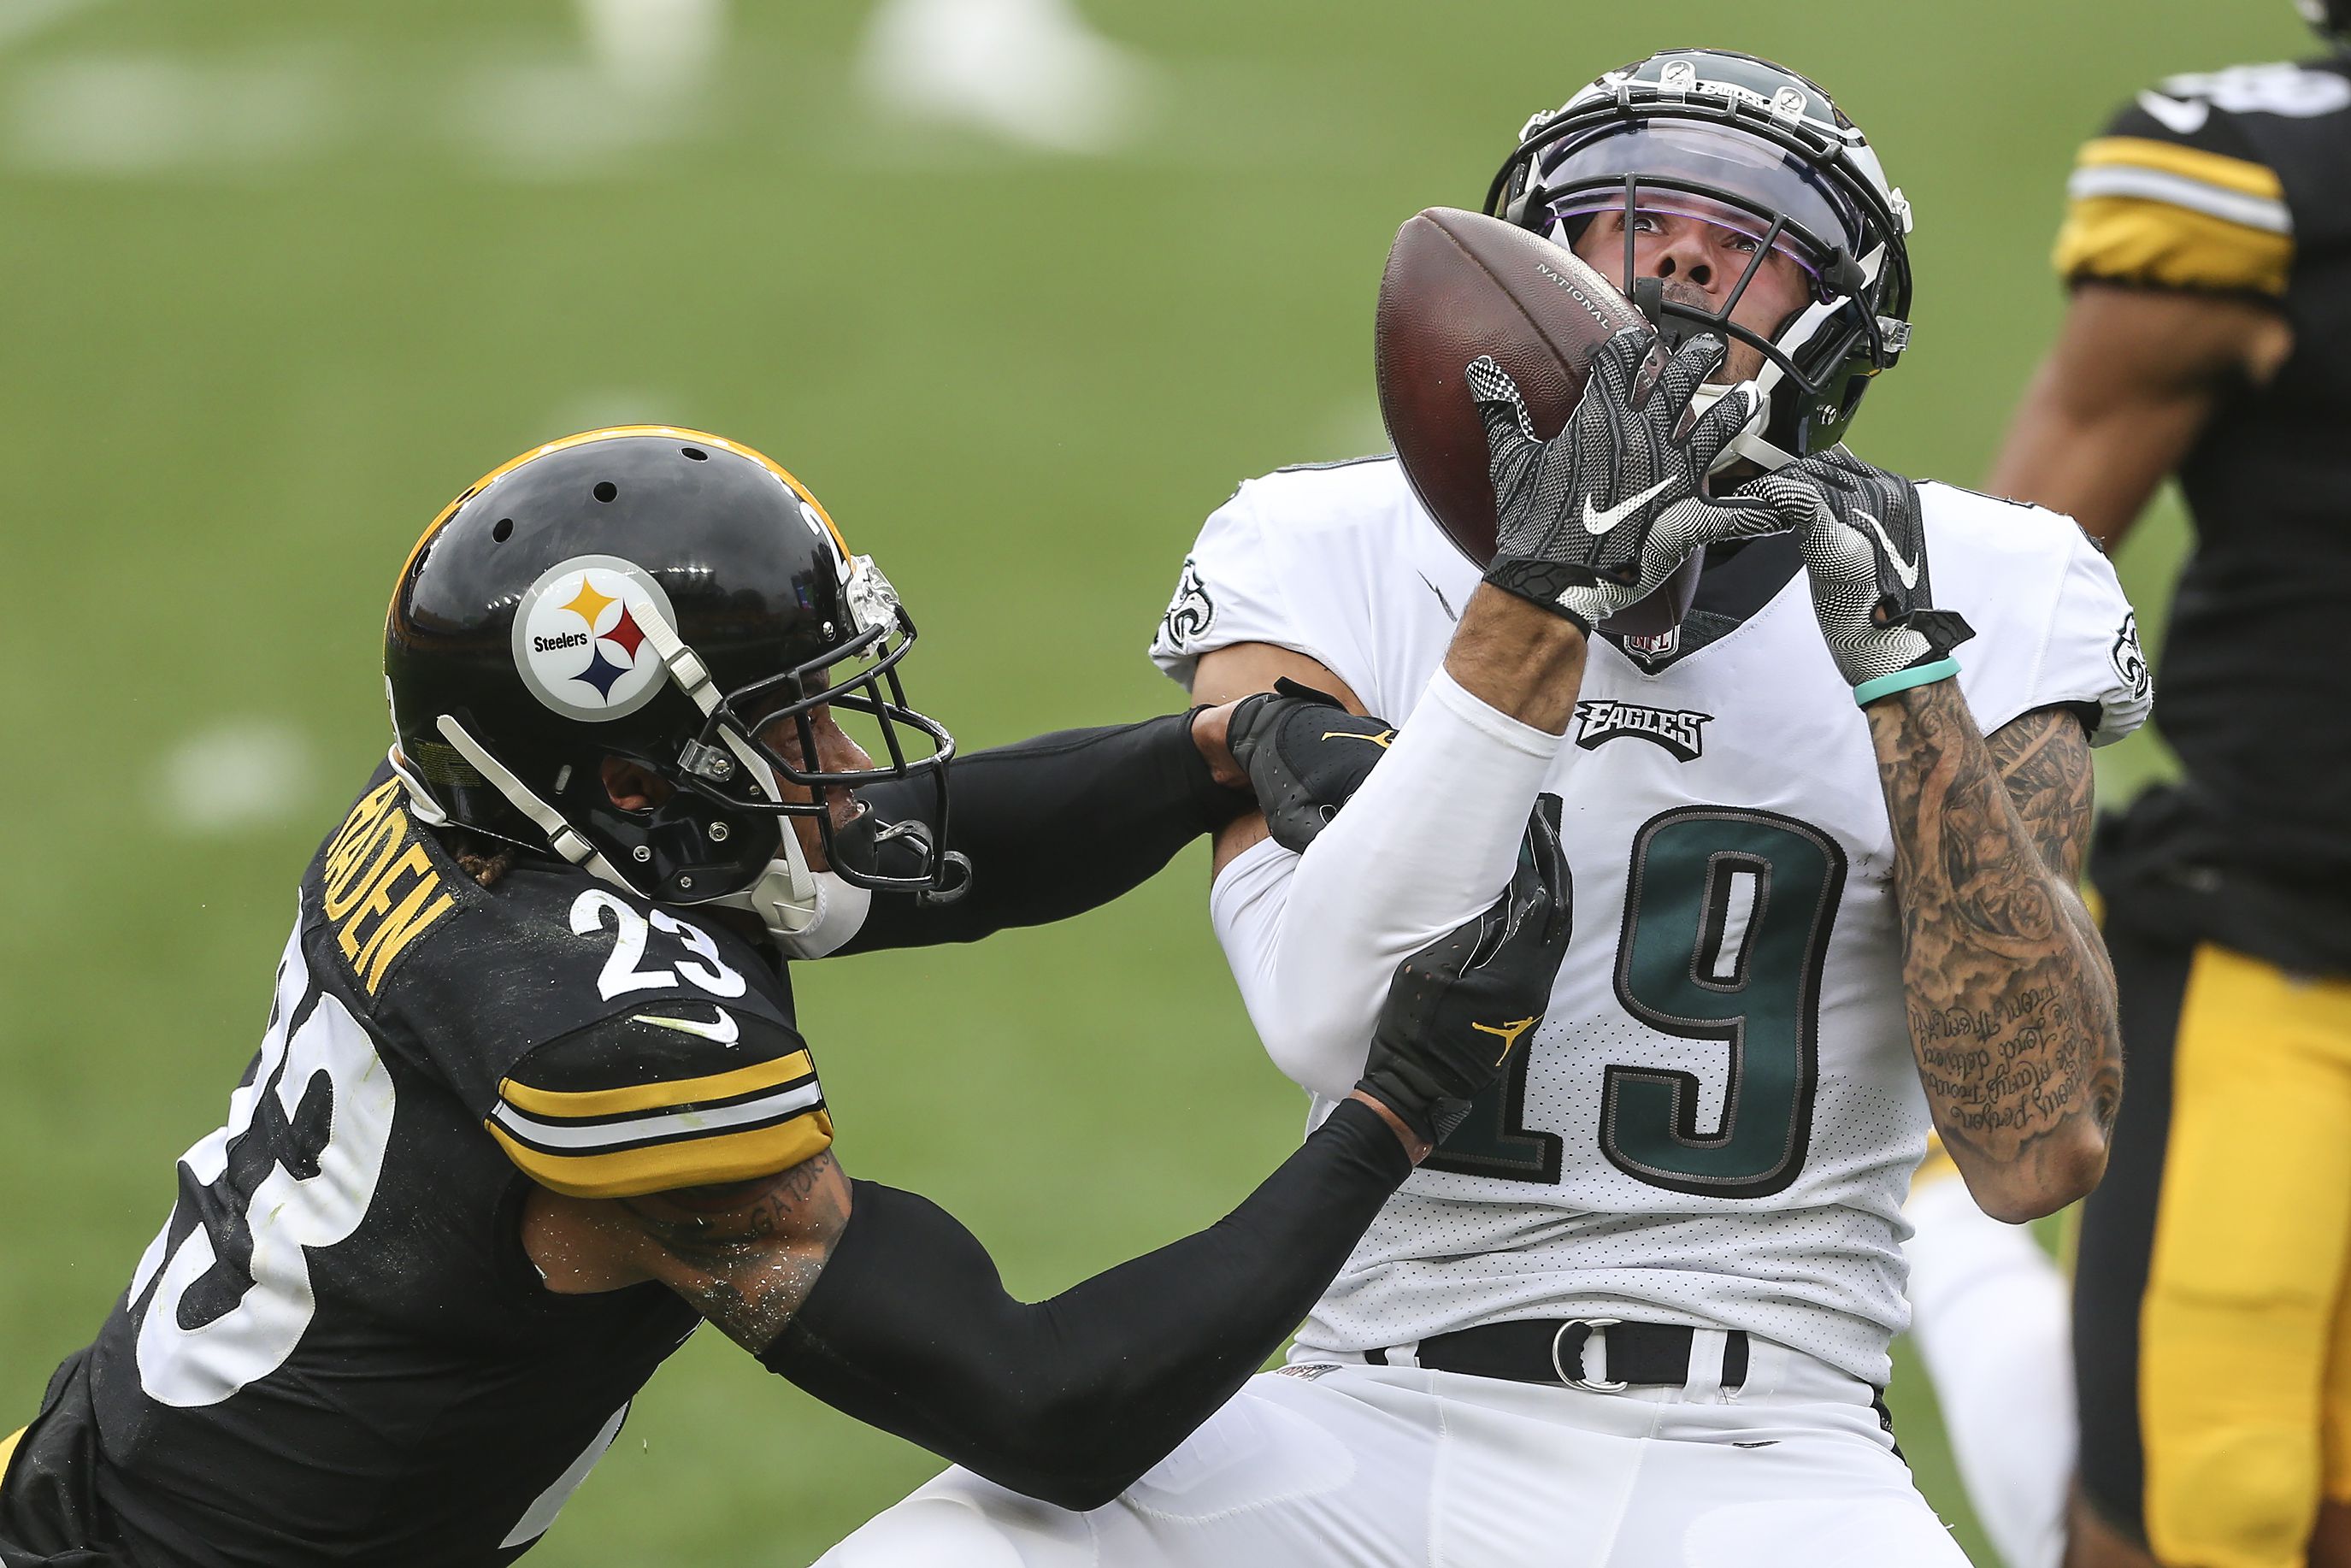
1902 1169 2075 1568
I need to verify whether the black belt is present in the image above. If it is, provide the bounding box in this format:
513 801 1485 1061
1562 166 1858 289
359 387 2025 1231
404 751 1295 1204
1370 1319 1750 1393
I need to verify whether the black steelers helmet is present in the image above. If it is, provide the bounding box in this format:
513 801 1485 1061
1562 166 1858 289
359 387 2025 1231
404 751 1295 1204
2300 0 2351 48
385 427 962 941
1488 49 1915 469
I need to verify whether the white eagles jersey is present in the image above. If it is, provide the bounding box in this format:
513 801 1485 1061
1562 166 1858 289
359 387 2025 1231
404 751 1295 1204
1152 454 2149 1385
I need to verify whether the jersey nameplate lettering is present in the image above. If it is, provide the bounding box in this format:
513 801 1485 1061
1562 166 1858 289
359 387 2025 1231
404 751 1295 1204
319 781 455 993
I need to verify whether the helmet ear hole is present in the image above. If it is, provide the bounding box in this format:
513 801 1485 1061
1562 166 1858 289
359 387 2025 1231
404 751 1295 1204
492 517 514 542
592 481 619 504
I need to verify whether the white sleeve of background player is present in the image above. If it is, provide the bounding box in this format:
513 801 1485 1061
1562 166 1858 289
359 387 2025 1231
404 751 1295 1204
1147 479 1368 695
1210 668 1564 1100
1961 519 2154 747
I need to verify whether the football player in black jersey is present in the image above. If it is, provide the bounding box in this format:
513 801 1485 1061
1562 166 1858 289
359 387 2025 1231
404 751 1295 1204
0 427 1570 1568
1908 7 2351 1567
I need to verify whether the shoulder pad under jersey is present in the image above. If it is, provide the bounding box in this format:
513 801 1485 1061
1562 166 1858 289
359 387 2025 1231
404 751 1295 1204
2051 62 2348 296
305 774 821 1196
488 1005 828 1199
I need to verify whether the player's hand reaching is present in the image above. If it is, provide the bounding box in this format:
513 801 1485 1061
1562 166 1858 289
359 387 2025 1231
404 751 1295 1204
1357 799 1570 1149
1470 327 1784 633
1223 677 1394 853
1739 450 1977 705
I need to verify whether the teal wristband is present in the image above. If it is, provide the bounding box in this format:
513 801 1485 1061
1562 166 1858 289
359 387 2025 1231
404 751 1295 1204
1853 657 1959 708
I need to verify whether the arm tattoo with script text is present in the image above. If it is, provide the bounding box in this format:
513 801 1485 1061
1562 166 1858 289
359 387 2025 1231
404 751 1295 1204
616 1152 852 1352
1869 687 2122 1213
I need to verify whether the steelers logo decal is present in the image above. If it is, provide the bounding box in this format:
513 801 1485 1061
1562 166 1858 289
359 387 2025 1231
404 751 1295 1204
511 554 681 722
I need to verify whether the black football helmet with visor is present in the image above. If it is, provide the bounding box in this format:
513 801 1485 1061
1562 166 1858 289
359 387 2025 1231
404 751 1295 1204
384 428 963 951
1488 50 1915 469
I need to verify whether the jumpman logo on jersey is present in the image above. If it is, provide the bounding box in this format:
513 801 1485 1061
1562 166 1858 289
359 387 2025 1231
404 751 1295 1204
1471 1015 1539 1068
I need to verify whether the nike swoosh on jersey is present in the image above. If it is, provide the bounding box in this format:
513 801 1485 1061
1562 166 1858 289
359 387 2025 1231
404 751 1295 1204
1582 479 1676 535
631 1007 739 1046
2136 90 2211 135
1855 510 1921 590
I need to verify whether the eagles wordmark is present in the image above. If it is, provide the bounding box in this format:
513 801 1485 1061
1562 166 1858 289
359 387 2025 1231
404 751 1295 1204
1571 699 1712 762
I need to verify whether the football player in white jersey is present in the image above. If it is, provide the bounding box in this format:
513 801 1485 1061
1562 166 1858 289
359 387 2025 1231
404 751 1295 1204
816 48 2148 1567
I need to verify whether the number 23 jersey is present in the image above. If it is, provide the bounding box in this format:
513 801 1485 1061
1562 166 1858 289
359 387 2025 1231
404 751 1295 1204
1153 456 2148 1386
73 769 830 1566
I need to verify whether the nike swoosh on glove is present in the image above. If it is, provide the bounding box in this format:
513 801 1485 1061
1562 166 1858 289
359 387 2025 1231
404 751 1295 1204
1226 677 1394 853
1471 327 1786 633
1736 450 1976 706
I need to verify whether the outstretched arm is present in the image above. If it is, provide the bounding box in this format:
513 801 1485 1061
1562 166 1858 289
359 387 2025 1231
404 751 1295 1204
526 849 1568 1510
840 712 1249 953
528 1099 1411 1509
1871 690 2120 1222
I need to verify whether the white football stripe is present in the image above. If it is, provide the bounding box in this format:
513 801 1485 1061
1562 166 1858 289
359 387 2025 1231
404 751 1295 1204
1712 869 1761 982
2066 165 2291 235
493 1078 822 1151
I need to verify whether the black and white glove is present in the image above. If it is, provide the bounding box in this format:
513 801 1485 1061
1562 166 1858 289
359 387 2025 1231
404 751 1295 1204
1358 801 1570 1146
1224 678 1393 854
1470 328 1786 633
1739 451 1976 707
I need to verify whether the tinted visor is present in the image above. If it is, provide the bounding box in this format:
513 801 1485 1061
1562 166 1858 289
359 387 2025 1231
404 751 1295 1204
1535 120 1864 286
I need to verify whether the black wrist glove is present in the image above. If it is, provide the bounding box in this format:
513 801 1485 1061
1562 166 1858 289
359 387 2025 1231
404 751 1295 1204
1223 677 1395 853
1735 450 1976 706
1470 329 1786 632
1358 799 1571 1144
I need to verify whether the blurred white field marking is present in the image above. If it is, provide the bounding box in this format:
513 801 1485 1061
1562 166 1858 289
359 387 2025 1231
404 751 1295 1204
545 388 685 434
0 0 101 53
156 719 317 836
456 0 722 178
7 55 336 175
855 0 1161 156
446 59 697 180
578 0 726 98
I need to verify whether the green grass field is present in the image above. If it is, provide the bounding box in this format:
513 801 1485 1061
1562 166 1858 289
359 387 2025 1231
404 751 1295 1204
0 2 2301 1561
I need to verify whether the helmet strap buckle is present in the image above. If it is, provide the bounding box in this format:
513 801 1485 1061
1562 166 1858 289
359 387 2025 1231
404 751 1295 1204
677 738 737 783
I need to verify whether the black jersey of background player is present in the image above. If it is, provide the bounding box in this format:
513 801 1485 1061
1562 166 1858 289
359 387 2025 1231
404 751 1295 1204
2054 54 2351 971
63 767 825 1566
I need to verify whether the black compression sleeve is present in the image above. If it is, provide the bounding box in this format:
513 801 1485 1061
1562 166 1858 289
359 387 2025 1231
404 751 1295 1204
843 713 1247 953
759 1097 1410 1511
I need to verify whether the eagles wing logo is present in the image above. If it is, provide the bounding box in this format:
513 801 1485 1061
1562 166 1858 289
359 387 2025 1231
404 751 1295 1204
2110 611 2151 701
1156 559 1216 653
1571 699 1710 762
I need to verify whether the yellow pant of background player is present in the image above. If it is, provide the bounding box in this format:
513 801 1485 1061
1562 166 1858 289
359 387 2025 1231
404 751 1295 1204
2077 918 2351 1568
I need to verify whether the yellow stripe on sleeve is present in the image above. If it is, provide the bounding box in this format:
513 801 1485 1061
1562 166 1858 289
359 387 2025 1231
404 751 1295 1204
498 1049 816 1120
2054 196 2292 297
489 1109 834 1199
0 1425 24 1483
2076 137 2284 201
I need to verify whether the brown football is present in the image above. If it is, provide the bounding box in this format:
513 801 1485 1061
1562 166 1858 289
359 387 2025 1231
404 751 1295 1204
1376 207 1676 630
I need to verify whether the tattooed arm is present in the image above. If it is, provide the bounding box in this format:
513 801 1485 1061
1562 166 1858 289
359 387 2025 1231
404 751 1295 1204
520 1153 854 1349
1869 688 2121 1223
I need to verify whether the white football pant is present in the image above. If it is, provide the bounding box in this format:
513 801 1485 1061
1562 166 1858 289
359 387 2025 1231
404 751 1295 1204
815 1345 1973 1567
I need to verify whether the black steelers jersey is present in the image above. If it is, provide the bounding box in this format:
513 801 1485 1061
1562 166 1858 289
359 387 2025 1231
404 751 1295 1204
19 768 830 1567
2056 56 2351 970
